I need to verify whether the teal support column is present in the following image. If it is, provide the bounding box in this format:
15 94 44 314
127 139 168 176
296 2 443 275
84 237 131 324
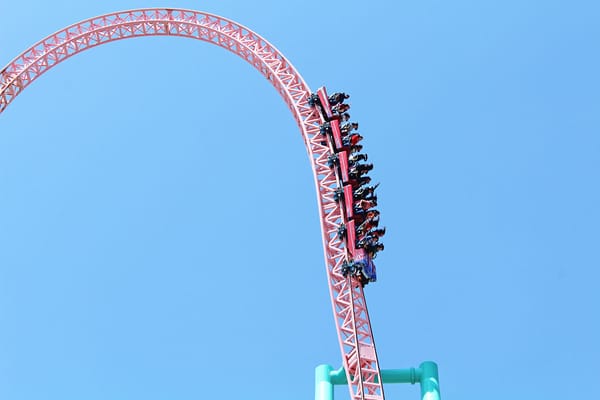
419 361 441 400
315 364 334 400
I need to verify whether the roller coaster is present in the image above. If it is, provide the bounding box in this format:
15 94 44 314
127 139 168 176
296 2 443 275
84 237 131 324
0 8 441 400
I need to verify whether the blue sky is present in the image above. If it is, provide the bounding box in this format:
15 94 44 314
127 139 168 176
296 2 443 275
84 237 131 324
1 1 599 399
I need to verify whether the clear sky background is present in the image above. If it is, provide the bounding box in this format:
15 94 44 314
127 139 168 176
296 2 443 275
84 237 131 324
0 1 598 399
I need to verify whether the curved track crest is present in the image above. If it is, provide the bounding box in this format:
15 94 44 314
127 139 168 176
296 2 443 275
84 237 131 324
0 8 384 400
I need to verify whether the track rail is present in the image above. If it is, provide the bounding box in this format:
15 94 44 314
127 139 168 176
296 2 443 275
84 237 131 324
0 8 384 399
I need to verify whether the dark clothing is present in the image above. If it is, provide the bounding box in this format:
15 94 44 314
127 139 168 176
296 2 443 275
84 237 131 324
328 92 349 105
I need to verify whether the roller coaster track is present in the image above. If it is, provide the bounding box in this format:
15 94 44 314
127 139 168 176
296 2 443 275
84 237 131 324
0 8 384 400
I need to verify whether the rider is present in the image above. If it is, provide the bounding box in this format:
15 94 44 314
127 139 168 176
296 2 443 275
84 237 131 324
328 92 349 105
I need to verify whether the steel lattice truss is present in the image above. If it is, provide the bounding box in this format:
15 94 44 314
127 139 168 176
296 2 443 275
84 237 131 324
0 8 384 400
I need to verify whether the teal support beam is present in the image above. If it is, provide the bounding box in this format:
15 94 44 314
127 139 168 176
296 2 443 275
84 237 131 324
380 367 421 384
327 366 421 385
329 366 347 385
315 364 334 400
315 362 441 400
419 361 441 400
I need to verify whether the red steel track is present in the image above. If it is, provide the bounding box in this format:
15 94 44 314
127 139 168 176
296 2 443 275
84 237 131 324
0 8 384 400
